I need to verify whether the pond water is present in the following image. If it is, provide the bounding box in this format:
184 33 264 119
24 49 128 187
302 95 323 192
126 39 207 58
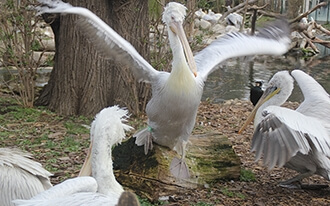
202 45 330 104
1 46 329 104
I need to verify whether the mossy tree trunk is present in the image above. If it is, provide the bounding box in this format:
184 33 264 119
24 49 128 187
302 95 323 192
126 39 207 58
113 133 241 201
35 0 150 117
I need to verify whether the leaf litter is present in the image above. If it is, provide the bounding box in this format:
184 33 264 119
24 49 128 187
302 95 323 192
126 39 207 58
0 93 329 205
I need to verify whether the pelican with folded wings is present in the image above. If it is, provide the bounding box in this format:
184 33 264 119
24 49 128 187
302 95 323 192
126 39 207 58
239 70 330 188
36 0 291 179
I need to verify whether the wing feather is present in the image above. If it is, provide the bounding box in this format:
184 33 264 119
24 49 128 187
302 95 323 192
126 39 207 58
252 106 330 170
195 18 291 81
13 177 119 206
36 0 159 83
0 148 52 205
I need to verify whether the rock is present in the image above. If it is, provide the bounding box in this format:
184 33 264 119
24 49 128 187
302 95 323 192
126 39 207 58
225 25 239 33
211 24 226 34
194 18 201 28
199 19 212 30
40 39 55 51
113 133 241 201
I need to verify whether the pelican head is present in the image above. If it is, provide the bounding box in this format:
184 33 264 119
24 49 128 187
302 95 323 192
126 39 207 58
162 2 187 24
239 71 294 133
162 2 197 77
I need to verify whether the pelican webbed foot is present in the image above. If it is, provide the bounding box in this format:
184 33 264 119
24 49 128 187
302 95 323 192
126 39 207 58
134 126 154 155
279 181 329 190
170 157 190 179
278 181 302 189
278 170 317 189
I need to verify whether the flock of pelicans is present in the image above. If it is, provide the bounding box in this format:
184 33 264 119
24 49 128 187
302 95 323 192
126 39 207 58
0 0 329 205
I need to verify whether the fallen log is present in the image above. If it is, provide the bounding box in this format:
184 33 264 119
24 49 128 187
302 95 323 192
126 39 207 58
256 9 284 19
300 32 319 53
113 133 241 201
314 22 330 36
312 37 330 48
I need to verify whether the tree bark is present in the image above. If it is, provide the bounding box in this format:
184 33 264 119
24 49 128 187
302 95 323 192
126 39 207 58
35 0 150 117
113 133 241 201
287 0 303 19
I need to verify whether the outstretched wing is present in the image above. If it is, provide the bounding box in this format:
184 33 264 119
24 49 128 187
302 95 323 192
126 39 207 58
36 0 159 83
252 106 330 170
195 19 291 82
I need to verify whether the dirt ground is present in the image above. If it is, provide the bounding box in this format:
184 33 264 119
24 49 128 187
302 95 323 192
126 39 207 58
166 100 330 206
1 93 330 205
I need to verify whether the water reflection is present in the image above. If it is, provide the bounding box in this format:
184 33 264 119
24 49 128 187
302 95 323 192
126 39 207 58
202 48 330 104
0 48 329 104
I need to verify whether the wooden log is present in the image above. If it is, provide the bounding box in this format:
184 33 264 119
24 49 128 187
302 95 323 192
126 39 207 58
314 22 330 36
219 0 257 21
300 32 319 53
113 133 241 201
305 21 315 38
312 37 330 48
299 36 308 49
256 9 284 19
289 2 327 24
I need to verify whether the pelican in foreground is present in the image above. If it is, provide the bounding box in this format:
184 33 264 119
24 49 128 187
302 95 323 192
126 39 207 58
0 148 52 206
239 70 330 188
14 106 136 206
36 0 291 179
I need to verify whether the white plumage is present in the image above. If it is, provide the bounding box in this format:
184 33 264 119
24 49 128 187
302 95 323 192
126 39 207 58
35 0 291 179
14 106 134 206
0 148 52 206
239 70 330 187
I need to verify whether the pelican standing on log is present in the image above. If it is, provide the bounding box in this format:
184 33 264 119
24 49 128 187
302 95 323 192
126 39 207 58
0 148 52 206
36 0 291 179
14 106 138 206
239 70 330 188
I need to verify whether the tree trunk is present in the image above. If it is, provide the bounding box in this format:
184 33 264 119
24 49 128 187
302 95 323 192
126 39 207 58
35 0 150 117
113 133 241 201
287 0 304 19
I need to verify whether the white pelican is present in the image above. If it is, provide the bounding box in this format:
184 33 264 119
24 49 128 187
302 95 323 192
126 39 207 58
202 9 222 24
226 13 243 28
36 0 291 179
0 148 52 206
194 8 206 19
14 106 136 206
239 70 330 188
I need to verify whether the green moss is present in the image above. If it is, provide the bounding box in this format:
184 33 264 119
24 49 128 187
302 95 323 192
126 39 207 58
240 168 256 182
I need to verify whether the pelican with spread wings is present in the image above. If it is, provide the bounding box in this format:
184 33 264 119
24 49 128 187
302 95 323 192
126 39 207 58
36 0 291 179
239 70 330 188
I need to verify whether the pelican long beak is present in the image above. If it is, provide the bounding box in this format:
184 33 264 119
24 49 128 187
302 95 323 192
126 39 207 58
79 140 93 176
238 87 281 134
170 21 197 77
